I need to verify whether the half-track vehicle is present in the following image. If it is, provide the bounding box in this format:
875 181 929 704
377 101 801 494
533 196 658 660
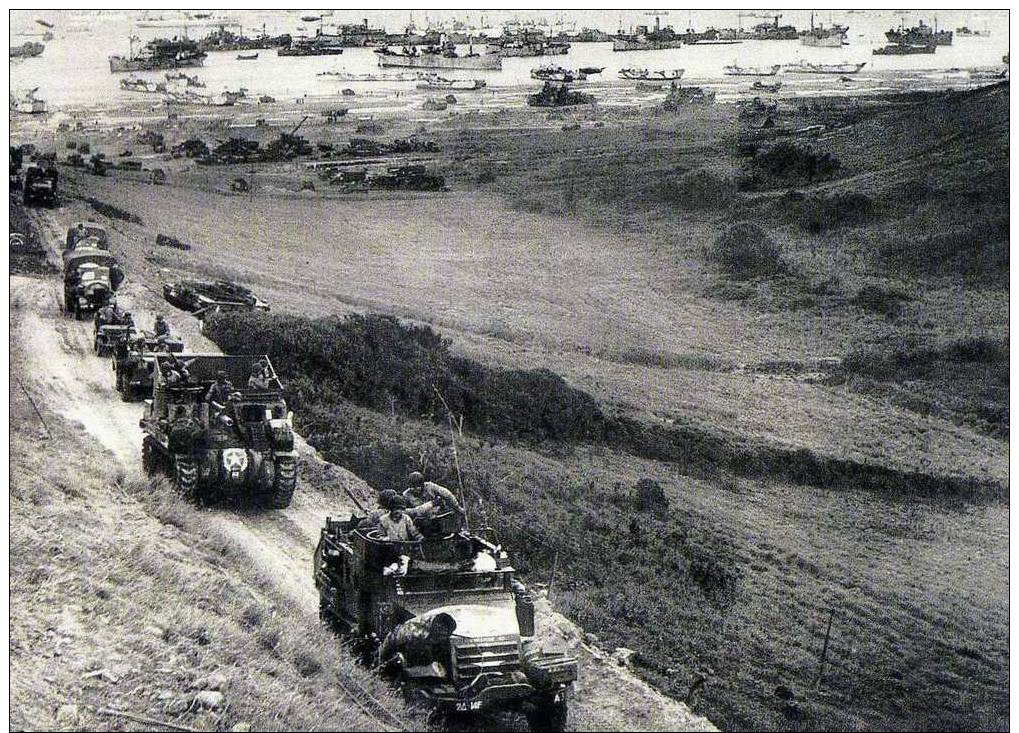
94 319 136 358
163 279 270 319
315 517 577 730
62 247 124 320
66 221 110 252
139 354 297 508
23 164 58 206
113 334 185 399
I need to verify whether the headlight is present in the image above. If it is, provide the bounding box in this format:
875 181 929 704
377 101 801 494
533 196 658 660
222 448 248 472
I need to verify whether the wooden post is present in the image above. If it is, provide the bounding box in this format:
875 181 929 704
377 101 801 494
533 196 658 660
815 607 835 689
548 550 560 601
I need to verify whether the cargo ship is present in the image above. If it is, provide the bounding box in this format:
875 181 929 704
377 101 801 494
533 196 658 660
885 19 952 46
800 14 848 47
486 29 569 57
375 43 502 71
109 37 206 73
613 17 684 52
278 33 346 56
195 25 292 52
783 61 866 74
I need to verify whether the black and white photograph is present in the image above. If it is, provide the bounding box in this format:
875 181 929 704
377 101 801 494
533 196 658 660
7 7 1010 731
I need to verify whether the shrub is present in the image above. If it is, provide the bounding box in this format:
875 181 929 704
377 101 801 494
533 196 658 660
705 222 785 277
753 142 840 181
784 191 876 233
652 168 734 210
850 284 912 318
634 479 668 512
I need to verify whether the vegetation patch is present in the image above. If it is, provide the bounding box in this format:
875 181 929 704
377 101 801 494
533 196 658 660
705 222 786 278
780 190 876 233
752 141 840 182
850 283 913 318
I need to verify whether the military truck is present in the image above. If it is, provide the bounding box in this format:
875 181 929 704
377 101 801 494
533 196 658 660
314 518 577 730
371 165 446 192
139 354 297 508
94 320 136 358
113 334 185 399
23 164 58 206
66 221 110 252
163 279 270 319
62 247 124 320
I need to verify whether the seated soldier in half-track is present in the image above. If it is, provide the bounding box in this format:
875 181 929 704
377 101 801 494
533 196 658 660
93 297 137 357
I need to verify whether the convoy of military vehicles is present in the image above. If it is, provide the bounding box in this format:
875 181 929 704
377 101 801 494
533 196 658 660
16 197 577 728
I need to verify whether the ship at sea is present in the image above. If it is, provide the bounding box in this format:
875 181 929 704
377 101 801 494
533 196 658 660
800 13 848 47
375 42 502 71
784 61 866 75
885 19 952 46
10 41 45 59
719 14 799 41
956 26 990 38
195 25 292 52
278 32 346 57
486 28 569 57
109 37 207 73
873 42 936 55
723 63 781 77
320 18 389 47
619 67 684 81
613 16 684 52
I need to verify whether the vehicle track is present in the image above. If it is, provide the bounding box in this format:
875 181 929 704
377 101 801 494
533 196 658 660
17 206 716 732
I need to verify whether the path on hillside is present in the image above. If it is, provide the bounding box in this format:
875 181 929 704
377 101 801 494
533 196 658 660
12 221 715 733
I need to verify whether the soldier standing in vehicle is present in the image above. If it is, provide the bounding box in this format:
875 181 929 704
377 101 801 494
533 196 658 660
206 370 235 407
405 471 464 517
247 362 270 390
154 314 171 342
378 495 424 542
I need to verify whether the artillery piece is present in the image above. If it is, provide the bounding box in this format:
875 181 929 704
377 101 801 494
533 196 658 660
315 517 576 730
140 354 297 508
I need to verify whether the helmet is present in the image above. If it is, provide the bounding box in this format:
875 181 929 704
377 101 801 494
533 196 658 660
378 489 398 509
407 471 425 487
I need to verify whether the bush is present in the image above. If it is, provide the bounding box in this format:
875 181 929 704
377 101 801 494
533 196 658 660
753 142 840 181
850 284 912 318
651 168 734 210
705 222 785 277
783 191 875 233
634 479 668 512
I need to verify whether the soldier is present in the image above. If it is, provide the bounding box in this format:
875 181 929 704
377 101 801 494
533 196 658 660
154 314 171 342
205 370 235 407
247 362 270 390
160 360 182 386
405 471 464 517
377 495 423 543
95 296 119 326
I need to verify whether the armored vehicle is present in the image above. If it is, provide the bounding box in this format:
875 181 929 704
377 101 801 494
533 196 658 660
62 247 124 319
371 164 445 191
23 164 58 206
139 354 297 508
315 517 577 730
66 221 110 252
113 334 184 399
163 279 269 318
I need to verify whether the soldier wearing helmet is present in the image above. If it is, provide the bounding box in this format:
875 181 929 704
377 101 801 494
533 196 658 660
154 313 171 343
205 370 234 407
405 471 463 517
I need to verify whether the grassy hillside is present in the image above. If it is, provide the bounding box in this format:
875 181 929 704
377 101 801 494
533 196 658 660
204 309 1008 731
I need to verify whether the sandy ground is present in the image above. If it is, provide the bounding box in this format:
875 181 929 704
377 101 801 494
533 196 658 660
11 205 716 732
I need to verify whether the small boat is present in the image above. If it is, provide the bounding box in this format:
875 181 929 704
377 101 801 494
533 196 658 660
619 67 684 81
578 66 604 75
873 43 935 55
956 26 990 38
10 88 47 114
751 80 782 92
531 65 586 83
415 75 486 90
783 61 866 74
724 63 781 76
237 52 259 60
165 71 204 87
317 71 418 82
120 76 167 93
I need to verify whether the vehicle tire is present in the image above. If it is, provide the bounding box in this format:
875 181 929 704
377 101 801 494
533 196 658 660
142 436 160 477
265 455 296 509
526 693 568 733
173 454 200 503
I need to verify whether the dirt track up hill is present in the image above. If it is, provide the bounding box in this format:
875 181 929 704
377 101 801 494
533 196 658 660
9 209 716 732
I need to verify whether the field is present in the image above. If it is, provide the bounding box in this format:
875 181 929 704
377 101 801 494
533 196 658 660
16 79 1009 731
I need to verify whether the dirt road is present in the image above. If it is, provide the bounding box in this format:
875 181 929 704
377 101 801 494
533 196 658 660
13 214 715 732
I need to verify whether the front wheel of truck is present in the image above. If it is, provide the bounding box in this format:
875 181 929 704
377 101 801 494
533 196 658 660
526 692 568 732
